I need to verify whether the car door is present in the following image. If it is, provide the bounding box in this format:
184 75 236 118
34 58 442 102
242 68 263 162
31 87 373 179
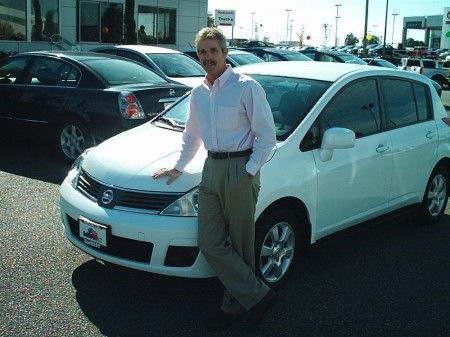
0 55 32 122
381 78 438 204
12 57 75 132
311 78 393 237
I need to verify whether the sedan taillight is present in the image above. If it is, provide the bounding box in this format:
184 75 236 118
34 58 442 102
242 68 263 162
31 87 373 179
118 91 146 119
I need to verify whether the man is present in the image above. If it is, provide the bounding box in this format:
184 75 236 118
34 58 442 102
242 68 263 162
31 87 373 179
152 27 277 331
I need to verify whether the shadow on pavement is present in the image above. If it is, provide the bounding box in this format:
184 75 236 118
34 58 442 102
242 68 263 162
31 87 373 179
0 135 71 184
71 260 224 337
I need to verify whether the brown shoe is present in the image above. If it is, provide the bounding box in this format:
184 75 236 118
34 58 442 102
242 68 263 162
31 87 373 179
207 310 241 331
243 289 280 331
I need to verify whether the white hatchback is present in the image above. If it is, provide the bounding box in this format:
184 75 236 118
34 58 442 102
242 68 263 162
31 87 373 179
60 62 450 287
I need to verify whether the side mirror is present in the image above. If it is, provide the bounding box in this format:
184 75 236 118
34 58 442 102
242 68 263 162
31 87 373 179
320 127 355 162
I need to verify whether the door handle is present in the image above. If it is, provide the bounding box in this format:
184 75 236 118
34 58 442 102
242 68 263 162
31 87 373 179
376 144 390 153
426 131 436 139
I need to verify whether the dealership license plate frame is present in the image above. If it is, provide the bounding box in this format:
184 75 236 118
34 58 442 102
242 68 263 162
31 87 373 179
78 216 111 249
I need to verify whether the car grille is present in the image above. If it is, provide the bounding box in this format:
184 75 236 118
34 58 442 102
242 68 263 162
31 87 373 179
77 169 184 213
66 215 153 263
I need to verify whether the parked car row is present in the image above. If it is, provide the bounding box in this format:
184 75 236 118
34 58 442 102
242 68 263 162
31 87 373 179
2 45 446 163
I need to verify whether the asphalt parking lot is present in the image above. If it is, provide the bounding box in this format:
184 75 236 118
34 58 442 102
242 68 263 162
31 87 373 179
1 92 450 337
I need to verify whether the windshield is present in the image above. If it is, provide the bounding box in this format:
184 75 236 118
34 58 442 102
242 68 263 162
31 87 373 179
155 74 331 141
282 52 313 61
83 59 169 85
340 54 367 65
228 53 264 66
147 53 206 77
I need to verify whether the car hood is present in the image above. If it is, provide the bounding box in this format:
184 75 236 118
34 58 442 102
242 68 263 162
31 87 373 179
82 123 205 192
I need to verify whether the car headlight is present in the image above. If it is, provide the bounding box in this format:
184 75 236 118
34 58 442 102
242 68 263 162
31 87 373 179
160 187 199 216
67 149 91 189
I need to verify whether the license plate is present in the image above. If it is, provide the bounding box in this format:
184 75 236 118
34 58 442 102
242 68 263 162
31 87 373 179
79 217 108 249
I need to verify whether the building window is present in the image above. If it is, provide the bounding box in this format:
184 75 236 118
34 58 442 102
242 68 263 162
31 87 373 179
138 5 176 45
79 1 123 43
32 0 59 41
0 0 26 41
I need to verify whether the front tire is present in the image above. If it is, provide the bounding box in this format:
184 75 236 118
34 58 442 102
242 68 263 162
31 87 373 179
418 165 449 224
255 208 303 288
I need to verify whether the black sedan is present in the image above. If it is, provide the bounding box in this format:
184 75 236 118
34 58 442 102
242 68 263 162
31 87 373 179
0 51 191 161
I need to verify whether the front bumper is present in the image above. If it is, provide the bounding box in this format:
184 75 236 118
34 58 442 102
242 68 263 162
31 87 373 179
59 178 214 278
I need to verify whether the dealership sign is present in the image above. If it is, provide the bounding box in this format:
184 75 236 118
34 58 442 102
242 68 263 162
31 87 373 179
215 9 235 26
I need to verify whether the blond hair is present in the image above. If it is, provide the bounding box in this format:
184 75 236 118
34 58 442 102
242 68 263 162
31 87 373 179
195 27 227 51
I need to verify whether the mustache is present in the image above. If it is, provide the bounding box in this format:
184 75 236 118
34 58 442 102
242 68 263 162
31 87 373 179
202 60 216 66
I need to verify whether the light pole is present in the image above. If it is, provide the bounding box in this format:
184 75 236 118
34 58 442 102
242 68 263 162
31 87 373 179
290 20 294 46
334 4 341 46
372 25 378 39
391 13 398 45
251 12 255 39
285 9 291 46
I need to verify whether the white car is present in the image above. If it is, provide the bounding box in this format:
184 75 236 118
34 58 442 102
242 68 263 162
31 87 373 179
60 62 450 287
91 45 205 87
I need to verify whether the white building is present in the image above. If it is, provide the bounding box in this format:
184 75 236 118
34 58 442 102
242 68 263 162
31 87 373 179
0 0 208 54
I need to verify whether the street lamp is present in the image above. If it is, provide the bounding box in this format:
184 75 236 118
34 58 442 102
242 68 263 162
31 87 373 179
290 19 294 46
251 12 255 39
335 4 341 46
285 9 291 46
391 13 398 45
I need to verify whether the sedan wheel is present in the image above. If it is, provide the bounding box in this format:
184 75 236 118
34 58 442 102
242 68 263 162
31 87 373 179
419 165 449 224
255 209 300 288
58 121 90 162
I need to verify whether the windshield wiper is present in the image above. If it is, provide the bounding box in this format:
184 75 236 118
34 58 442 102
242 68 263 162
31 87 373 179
155 116 185 130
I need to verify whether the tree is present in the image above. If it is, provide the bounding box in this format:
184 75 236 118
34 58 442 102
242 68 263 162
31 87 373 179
124 0 136 44
33 0 43 41
207 12 214 27
344 33 358 45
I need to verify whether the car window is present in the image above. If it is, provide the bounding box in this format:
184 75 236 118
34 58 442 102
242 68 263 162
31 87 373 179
157 74 331 141
318 79 381 139
260 53 281 62
0 56 29 84
118 50 150 68
319 54 338 62
408 59 420 67
26 58 80 87
382 78 429 127
422 60 435 68
250 74 331 141
145 53 205 77
228 53 264 66
82 58 169 85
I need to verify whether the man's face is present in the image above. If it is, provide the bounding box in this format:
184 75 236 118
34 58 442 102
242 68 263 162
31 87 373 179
196 39 228 78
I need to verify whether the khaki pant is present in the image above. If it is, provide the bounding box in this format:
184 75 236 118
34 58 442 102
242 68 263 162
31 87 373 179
198 155 269 313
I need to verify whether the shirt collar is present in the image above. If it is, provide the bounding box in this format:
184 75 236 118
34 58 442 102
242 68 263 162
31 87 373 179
204 65 233 89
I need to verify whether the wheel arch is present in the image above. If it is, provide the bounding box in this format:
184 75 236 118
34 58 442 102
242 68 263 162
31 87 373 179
256 197 312 247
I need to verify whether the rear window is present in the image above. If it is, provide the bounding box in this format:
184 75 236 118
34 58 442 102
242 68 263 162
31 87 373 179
145 53 205 77
82 58 169 85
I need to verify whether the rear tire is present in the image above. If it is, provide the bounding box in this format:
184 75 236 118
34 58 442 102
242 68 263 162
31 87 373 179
418 165 449 225
56 120 92 162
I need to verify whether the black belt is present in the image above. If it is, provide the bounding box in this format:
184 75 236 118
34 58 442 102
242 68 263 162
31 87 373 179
207 148 252 159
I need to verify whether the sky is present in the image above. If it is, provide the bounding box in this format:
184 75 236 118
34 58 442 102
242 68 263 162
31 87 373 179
207 0 449 46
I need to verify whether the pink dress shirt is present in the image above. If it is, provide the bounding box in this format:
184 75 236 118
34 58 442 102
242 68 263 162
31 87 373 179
174 65 276 176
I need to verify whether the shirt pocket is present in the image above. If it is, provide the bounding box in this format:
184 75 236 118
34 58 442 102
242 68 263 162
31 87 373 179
217 106 241 130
